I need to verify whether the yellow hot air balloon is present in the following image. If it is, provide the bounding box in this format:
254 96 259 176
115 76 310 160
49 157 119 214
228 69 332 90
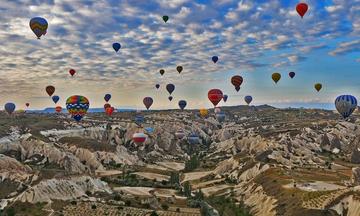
272 73 281 84
199 108 208 117
314 83 322 92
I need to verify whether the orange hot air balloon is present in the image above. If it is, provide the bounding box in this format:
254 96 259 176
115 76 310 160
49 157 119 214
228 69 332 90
208 89 223 107
272 73 281 84
314 83 322 92
106 107 115 116
45 85 55 96
55 106 62 113
231 76 243 92
199 108 208 117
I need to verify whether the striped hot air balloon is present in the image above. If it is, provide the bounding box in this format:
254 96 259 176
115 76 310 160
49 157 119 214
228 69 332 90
132 132 147 144
66 95 90 121
231 76 243 92
335 95 357 119
29 17 48 39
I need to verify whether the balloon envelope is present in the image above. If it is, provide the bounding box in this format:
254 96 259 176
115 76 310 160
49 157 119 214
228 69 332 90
296 3 308 18
104 103 111 110
166 84 175 95
113 43 121 52
143 97 153 110
46 86 55 96
155 84 160 89
244 95 253 105
25 103 30 107
272 73 281 84
104 94 111 102
208 89 223 107
212 56 218 63
335 95 357 119
105 107 115 116
223 95 228 102
231 76 243 92
55 106 62 113
199 108 208 117
52 95 60 104
132 133 147 144
176 66 183 74
168 96 173 101
69 69 76 76
135 115 144 125
216 112 226 122
162 15 169 23
188 133 200 144
314 83 322 92
66 95 90 121
159 69 165 76
29 17 48 39
178 100 187 110
4 103 16 114
289 72 295 79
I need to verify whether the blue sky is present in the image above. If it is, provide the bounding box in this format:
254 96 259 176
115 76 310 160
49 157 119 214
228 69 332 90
0 0 359 110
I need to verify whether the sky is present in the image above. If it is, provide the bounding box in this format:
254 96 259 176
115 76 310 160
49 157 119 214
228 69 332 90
0 0 359 110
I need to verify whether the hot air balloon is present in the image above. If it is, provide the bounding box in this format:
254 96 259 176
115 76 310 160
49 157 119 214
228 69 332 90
175 129 185 139
188 133 200 144
208 89 223 107
155 84 160 89
159 69 165 76
244 96 253 105
335 95 357 119
104 94 111 102
113 43 121 52
143 97 153 110
25 103 30 107
135 115 144 126
166 84 175 95
52 95 60 104
105 107 115 116
178 100 187 110
216 112 226 122
104 103 111 110
199 108 208 118
69 69 76 76
46 86 55 96
176 66 183 74
29 17 48 39
214 107 221 114
4 103 16 115
289 72 295 79
66 95 90 121
231 76 243 92
314 83 322 92
272 73 281 84
55 106 62 113
296 3 308 18
162 15 169 23
223 95 228 102
145 127 154 134
212 56 219 63
168 96 173 101
132 132 147 144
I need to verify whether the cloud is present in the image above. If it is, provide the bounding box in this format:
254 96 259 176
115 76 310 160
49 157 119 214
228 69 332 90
329 40 360 56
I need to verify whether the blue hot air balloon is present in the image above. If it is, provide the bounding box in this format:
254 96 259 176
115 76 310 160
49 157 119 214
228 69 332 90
4 103 16 114
52 95 60 104
335 95 357 119
244 95 253 105
223 95 228 102
188 133 200 144
104 94 111 102
178 100 187 110
212 56 219 63
135 115 144 126
145 127 154 134
166 84 175 95
216 112 226 122
113 43 121 52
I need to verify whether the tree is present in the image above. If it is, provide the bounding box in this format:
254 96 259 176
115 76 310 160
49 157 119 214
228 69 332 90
184 181 192 197
150 211 159 216
170 172 180 185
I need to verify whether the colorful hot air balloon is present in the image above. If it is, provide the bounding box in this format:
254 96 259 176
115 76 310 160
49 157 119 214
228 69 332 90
159 69 165 76
29 17 48 39
105 107 115 116
25 103 30 107
113 43 121 52
178 100 187 110
104 94 111 102
69 69 76 76
143 97 153 110
212 56 219 63
296 3 308 18
208 89 223 107
132 132 147 144
52 95 60 104
135 115 144 126
4 103 16 115
162 15 169 23
46 86 55 97
168 96 173 101
175 129 185 139
289 72 295 79
335 95 357 119
155 84 160 89
231 76 243 92
104 103 111 110
55 106 62 113
244 95 253 105
166 84 175 95
199 108 208 118
272 73 281 84
314 83 322 92
176 66 183 74
66 95 90 121
223 95 228 102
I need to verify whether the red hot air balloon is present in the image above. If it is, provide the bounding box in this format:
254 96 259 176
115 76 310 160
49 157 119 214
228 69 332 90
45 86 55 96
132 132 147 144
106 107 115 116
296 3 308 18
143 97 153 110
231 76 243 92
55 106 62 113
25 103 30 107
69 69 76 76
208 89 223 107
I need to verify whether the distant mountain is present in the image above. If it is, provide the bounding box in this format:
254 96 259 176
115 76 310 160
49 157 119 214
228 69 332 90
27 107 136 114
